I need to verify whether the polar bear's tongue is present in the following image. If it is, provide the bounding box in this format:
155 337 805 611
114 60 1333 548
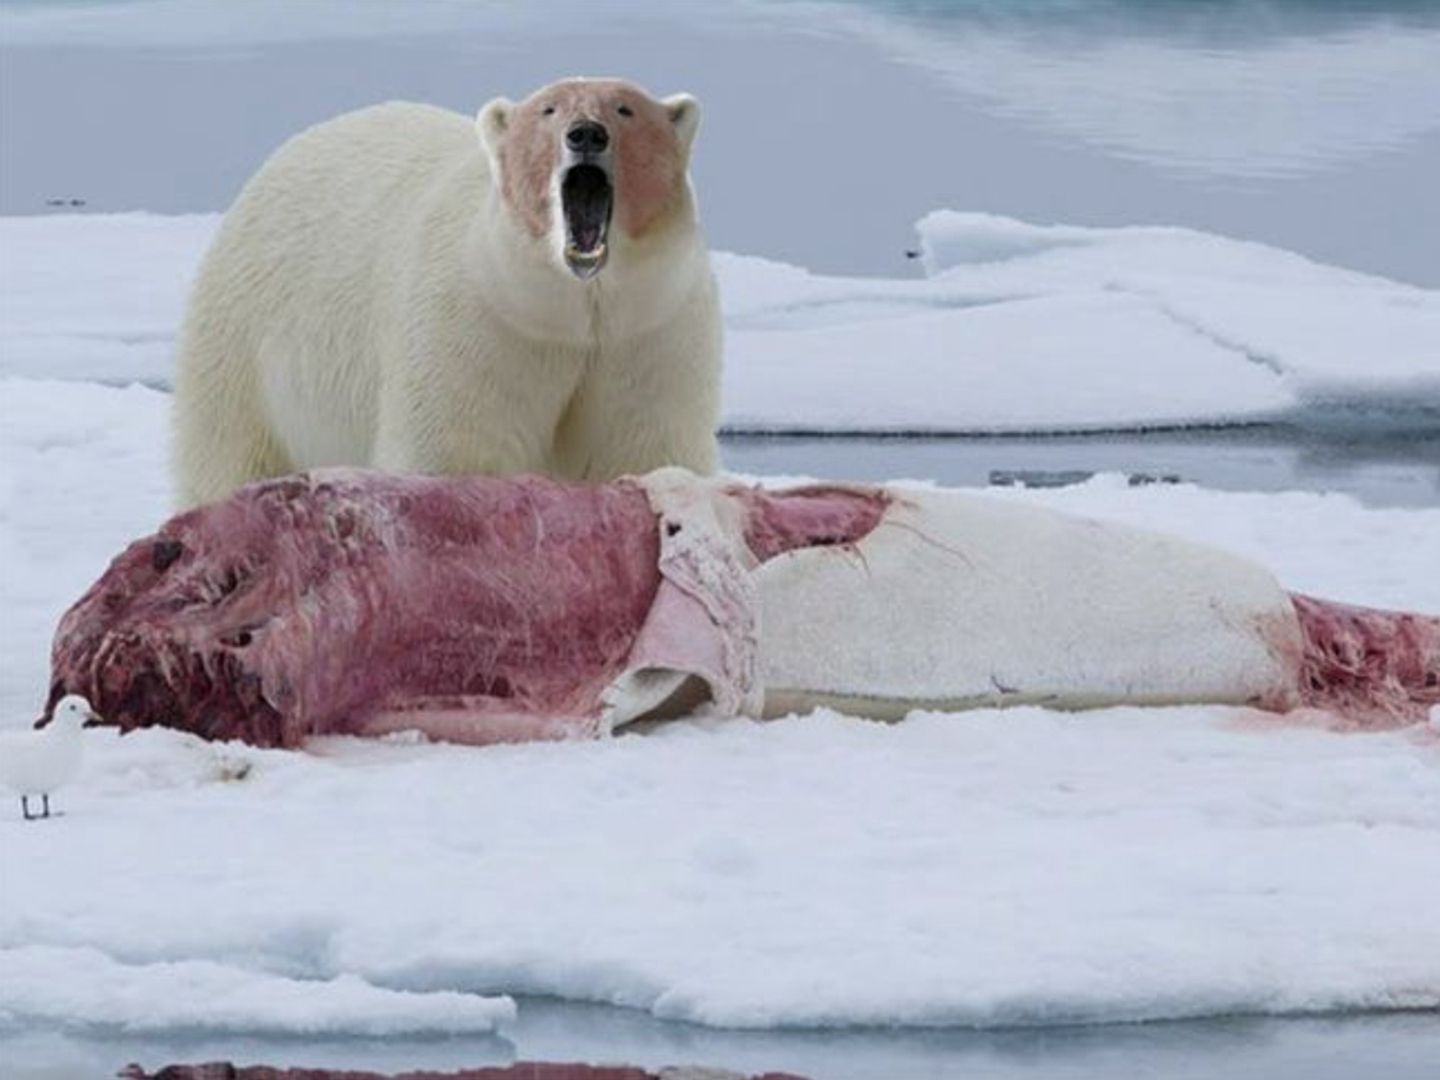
562 164 612 274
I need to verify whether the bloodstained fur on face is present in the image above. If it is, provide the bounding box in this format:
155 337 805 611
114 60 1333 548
498 79 686 242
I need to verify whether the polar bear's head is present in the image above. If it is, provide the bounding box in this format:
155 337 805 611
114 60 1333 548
477 78 701 280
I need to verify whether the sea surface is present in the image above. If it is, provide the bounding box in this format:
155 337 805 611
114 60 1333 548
723 427 1440 508
2 0 1438 286
6 1005 1440 1080
1 2 1437 1077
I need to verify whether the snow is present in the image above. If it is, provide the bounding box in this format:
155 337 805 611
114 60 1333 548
0 214 213 388
724 212 1440 432
3 211 1437 435
1 210 1438 1035
2 707 1438 1033
1 945 515 1037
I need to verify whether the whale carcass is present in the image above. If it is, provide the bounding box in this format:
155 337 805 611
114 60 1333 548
46 468 1439 744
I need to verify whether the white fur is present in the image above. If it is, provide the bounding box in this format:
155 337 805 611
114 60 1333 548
172 99 721 508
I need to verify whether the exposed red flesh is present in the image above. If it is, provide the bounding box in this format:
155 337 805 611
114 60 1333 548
1289 593 1440 727
49 472 662 747
46 470 1438 745
48 472 888 748
727 483 889 561
120 1063 808 1080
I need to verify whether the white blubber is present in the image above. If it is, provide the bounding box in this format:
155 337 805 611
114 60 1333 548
751 487 1300 718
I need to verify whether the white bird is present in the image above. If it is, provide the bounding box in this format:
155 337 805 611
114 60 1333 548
0 694 97 820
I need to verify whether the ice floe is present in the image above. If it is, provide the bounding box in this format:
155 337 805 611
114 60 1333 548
4 211 1435 434
1 209 1437 1034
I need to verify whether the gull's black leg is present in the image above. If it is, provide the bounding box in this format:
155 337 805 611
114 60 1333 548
22 795 34 821
41 794 51 819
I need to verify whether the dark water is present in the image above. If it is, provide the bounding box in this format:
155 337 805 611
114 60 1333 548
722 428 1440 508
1 0 1437 285
6 1006 1440 1080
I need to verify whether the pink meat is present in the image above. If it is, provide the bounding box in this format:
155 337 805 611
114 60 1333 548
121 1065 659 1080
726 483 890 562
48 471 889 748
49 471 663 747
1289 593 1440 726
119 1063 809 1080
47 469 1438 744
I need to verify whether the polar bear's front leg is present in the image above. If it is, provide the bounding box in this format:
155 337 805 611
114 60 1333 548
172 329 295 509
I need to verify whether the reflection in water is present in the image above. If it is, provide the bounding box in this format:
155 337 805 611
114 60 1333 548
817 0 1440 178
1 0 1437 282
120 1064 807 1080
10 1009 1440 1080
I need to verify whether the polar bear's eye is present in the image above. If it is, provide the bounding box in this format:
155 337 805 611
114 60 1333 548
542 105 556 116
617 104 634 118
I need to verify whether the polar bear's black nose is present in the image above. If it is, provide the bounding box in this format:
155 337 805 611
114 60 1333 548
566 121 609 155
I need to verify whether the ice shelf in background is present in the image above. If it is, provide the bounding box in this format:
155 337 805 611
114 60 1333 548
3 211 1437 433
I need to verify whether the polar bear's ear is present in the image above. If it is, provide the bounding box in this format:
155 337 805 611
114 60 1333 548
663 93 701 155
476 97 513 161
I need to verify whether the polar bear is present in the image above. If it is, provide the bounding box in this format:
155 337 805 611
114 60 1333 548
172 78 721 508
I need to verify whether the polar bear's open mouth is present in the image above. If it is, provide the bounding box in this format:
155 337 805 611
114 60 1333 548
562 164 612 278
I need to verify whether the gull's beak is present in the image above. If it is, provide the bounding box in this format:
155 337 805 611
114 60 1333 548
84 711 102 727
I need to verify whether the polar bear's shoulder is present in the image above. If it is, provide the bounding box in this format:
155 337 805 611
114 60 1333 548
234 101 485 216
282 101 478 158
312 101 473 140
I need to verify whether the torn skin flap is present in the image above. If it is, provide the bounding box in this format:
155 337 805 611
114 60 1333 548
725 482 891 562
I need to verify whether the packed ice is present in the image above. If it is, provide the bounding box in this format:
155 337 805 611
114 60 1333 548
1 211 1437 1035
4 211 1437 434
